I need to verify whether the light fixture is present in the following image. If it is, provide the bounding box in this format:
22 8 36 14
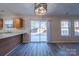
35 3 47 15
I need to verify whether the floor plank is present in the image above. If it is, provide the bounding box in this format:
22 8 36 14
8 43 79 56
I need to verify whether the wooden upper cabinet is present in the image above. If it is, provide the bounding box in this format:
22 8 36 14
0 19 3 29
13 18 23 29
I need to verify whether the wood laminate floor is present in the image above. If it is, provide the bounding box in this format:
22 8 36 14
8 43 79 56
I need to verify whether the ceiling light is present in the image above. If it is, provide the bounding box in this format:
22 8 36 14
35 3 47 16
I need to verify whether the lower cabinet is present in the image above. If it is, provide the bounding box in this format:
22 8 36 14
0 35 21 56
0 33 28 56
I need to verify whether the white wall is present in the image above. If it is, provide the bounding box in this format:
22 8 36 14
23 16 79 43
1 15 79 43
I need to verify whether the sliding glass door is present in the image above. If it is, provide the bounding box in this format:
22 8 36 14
30 20 47 42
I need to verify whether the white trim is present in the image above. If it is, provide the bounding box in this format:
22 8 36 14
47 41 79 43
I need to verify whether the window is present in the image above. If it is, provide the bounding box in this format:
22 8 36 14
74 21 79 36
4 19 13 28
61 21 70 36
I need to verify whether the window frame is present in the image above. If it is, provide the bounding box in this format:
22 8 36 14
4 19 13 28
74 20 79 36
60 20 71 36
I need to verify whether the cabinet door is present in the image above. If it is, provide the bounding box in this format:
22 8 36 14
0 19 3 28
13 18 23 29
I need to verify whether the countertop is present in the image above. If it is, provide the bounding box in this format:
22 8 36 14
0 31 27 39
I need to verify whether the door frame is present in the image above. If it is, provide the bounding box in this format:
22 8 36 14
29 19 48 43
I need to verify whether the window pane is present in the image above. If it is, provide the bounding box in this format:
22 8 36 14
4 19 13 28
74 21 79 27
6 24 13 28
61 30 69 36
61 27 68 30
61 21 69 27
74 21 79 36
61 21 70 36
4 20 13 24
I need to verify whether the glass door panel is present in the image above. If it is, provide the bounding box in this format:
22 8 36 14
30 20 47 42
31 20 40 42
40 20 47 42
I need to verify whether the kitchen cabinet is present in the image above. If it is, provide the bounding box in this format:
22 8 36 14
0 19 3 29
13 18 23 29
0 33 24 56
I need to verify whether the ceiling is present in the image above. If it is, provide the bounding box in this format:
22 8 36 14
0 3 79 16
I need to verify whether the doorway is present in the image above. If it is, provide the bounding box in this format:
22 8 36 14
30 20 47 42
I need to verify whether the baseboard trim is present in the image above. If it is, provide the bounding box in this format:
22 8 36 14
47 41 79 43
22 41 79 43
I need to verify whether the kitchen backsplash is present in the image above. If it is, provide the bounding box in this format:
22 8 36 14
0 28 25 33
